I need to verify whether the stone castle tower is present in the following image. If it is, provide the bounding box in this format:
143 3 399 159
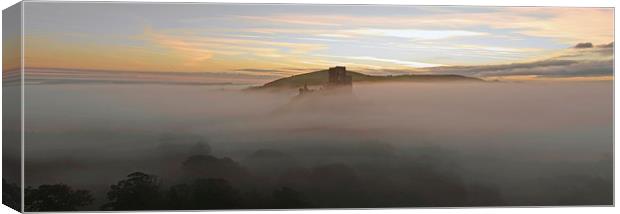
297 66 353 97
326 66 352 88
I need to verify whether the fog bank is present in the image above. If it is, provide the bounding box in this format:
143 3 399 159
23 81 613 208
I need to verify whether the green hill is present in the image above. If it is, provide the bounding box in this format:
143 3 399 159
251 69 483 90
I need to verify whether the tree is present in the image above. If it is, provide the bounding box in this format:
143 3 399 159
24 183 93 211
3 179 21 211
102 172 163 210
165 178 242 209
181 155 248 181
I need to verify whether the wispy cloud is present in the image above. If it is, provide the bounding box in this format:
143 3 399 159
345 28 486 40
346 56 443 68
23 4 613 80
236 15 340 26
238 8 612 44
139 27 329 71
416 42 614 80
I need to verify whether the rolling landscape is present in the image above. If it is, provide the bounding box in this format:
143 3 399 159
252 69 482 90
2 2 613 212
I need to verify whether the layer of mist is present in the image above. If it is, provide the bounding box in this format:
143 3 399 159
22 81 613 209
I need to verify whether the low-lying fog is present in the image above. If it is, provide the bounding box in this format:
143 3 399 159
23 81 612 208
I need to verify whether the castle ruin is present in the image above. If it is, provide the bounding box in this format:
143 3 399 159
327 66 352 88
297 66 352 96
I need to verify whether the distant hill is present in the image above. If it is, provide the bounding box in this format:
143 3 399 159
251 69 483 90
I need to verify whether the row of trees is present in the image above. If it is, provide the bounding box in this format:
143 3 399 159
2 179 21 211
17 149 510 211
102 172 309 210
21 171 309 211
25 183 93 211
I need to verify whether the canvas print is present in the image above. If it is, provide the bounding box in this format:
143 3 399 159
2 1 614 212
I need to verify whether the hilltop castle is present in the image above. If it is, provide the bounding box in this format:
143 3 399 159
326 66 353 87
298 66 352 96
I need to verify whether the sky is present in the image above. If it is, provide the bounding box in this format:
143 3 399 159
15 2 615 81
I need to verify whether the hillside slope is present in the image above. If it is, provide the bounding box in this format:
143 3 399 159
253 69 482 90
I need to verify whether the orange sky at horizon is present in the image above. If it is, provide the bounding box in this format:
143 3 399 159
4 3 613 81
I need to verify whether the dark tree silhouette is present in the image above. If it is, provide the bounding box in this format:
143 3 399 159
24 183 93 211
101 172 163 210
165 178 242 209
272 187 309 208
2 179 21 211
164 183 191 209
